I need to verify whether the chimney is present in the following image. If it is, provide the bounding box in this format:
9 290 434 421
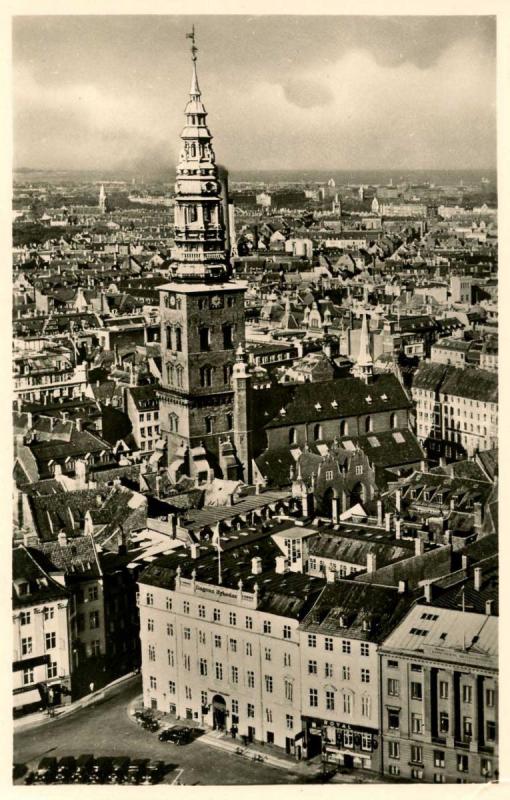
485 599 494 615
384 512 392 532
366 552 377 573
57 531 67 547
169 513 177 539
275 555 287 574
395 489 401 513
155 475 162 498
75 459 88 488
473 502 483 531
415 537 425 556
301 485 314 518
461 554 469 571
53 463 62 478
398 579 407 594
474 566 482 591
395 518 402 540
75 418 82 432
376 499 383 526
424 582 433 603
95 495 102 508
190 543 199 559
251 556 263 575
23 533 40 547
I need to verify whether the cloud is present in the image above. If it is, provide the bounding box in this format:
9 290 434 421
282 78 334 109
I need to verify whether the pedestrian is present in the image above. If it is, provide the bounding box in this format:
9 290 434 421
89 681 95 694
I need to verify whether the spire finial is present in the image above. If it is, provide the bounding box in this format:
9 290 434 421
186 24 198 62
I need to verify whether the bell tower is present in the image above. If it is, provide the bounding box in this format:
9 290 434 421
158 27 249 483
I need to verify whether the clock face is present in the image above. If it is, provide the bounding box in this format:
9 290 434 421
210 295 223 309
169 294 176 307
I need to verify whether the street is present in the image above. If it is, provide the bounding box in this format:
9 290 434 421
13 680 303 786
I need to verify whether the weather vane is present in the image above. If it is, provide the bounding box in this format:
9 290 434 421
186 25 198 61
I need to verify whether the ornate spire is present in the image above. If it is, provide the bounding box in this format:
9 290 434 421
352 312 374 382
171 26 228 282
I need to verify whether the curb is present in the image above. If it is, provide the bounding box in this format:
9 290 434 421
14 673 140 733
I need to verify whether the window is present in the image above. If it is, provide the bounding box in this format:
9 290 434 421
289 427 298 446
229 638 237 653
388 659 399 669
214 635 221 648
164 622 173 637
247 671 255 689
199 631 206 645
284 652 291 667
23 667 34 685
434 750 445 768
325 470 333 481
245 642 252 657
326 690 335 711
184 654 191 671
434 773 446 783
200 658 208 676
411 745 423 764
457 754 468 773
463 717 473 739
355 464 363 476
481 758 493 778
205 416 213 434
388 709 400 730
263 620 272 634
411 768 423 781
462 685 472 703
308 634 317 648
45 631 56 650
149 676 157 690
309 688 318 707
343 693 352 714
265 708 273 723
313 423 322 441
199 327 210 351
286 714 294 730
283 625 291 640
183 601 190 615
361 668 370 683
148 644 156 661
411 714 423 734
324 636 333 651
285 680 293 701
247 703 255 719
232 699 239 715
265 675 273 693
361 733 372 751
439 712 449 733
200 366 212 387
201 691 208 707
89 586 99 601
198 604 205 618
342 640 351 654
21 637 32 656
185 686 192 700
365 416 372 433
175 326 182 352
486 720 496 741
308 659 318 674
439 680 449 700
184 627 191 641
223 324 233 350
245 616 253 630
360 642 369 657
229 612 237 626
388 741 400 760
231 666 239 684
486 688 495 707
361 695 371 718
388 765 400 776
411 682 423 700
387 678 400 697
342 666 351 681
325 662 333 678
165 596 173 611
215 662 223 681
47 660 57 679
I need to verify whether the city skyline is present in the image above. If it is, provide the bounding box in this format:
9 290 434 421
13 15 496 172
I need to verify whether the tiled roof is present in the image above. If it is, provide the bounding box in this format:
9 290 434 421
13 545 71 607
440 365 498 403
36 535 102 579
308 531 413 567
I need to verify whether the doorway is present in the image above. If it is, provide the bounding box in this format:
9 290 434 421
212 694 227 730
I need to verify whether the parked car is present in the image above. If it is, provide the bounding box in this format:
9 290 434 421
140 760 165 785
158 725 194 745
141 718 160 732
108 756 130 784
73 754 94 783
55 756 76 784
126 758 148 785
34 757 57 784
90 757 113 784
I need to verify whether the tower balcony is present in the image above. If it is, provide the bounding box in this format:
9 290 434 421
173 250 226 263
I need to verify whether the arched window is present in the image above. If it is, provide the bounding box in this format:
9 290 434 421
223 364 232 385
199 327 210 352
390 412 398 429
175 365 184 388
175 326 182 352
200 366 212 387
190 143 196 158
340 420 348 437
365 416 372 433
166 325 173 349
167 364 175 385
205 416 213 434
169 413 179 433
314 423 323 441
226 413 233 430
289 427 298 445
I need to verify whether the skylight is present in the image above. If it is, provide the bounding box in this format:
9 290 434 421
393 432 405 443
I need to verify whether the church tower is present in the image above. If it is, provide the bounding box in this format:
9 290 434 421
352 312 374 383
98 183 106 214
158 28 249 483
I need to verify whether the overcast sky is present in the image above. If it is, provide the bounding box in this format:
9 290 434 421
13 15 496 172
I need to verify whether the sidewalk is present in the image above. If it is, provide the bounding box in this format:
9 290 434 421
14 672 140 733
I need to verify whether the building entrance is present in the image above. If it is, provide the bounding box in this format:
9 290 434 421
212 694 227 730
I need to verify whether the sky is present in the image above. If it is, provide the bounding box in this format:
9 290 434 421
12 15 497 172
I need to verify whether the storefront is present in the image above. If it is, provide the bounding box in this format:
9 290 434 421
302 717 380 771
